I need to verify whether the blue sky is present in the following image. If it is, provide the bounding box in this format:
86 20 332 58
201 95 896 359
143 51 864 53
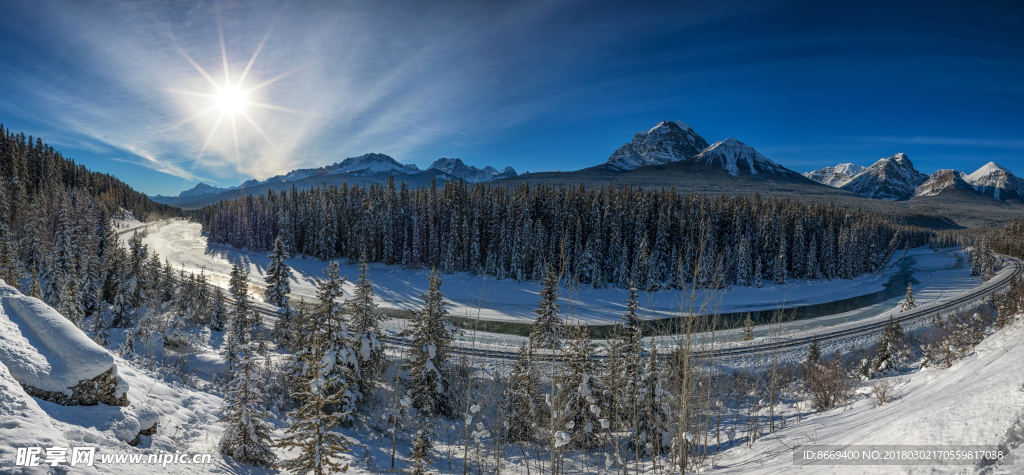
0 0 1022 196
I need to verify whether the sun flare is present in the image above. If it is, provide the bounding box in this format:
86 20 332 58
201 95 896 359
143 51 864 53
214 86 247 116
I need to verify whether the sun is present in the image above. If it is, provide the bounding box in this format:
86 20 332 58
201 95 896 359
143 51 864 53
214 85 247 116
169 20 298 165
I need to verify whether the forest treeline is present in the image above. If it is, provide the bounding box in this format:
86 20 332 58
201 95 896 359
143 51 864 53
194 177 931 291
0 126 179 318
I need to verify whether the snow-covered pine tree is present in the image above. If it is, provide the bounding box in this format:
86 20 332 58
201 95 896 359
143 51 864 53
219 342 277 467
529 262 562 350
742 314 755 341
276 334 352 475
92 310 110 346
405 269 455 425
772 233 787 285
305 262 359 421
555 323 606 450
27 263 42 299
503 343 542 443
225 259 258 372
0 231 21 289
265 237 293 344
348 252 387 396
264 236 292 307
632 345 671 456
870 317 904 376
807 337 821 363
901 282 916 312
210 286 228 332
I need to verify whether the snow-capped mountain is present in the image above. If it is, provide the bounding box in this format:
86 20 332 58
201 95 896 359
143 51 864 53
803 163 866 187
153 153 518 205
912 169 981 198
605 120 709 171
687 137 794 177
428 158 517 183
962 162 1024 201
839 153 928 200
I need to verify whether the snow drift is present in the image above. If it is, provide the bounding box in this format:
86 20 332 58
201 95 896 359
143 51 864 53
0 281 128 405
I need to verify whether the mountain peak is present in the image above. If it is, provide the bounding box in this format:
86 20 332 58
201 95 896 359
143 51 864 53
427 157 518 182
803 163 866 187
966 162 1012 182
606 120 709 171
840 153 928 200
687 137 789 177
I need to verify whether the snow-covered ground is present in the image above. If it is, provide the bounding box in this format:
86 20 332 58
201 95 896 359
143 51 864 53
706 316 1024 475
140 221 979 328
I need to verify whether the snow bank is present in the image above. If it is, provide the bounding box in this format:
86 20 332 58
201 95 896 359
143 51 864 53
0 360 83 474
0 283 124 398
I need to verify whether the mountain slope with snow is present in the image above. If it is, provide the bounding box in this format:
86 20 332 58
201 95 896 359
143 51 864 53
427 158 517 182
962 162 1024 201
803 163 866 187
912 169 984 198
839 153 928 200
605 120 710 171
687 137 795 177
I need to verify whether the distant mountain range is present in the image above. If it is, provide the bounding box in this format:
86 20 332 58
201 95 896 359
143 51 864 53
805 157 1024 202
152 156 517 207
153 119 1023 214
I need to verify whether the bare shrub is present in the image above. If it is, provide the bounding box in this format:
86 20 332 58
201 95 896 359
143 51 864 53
870 379 894 407
921 310 991 369
805 353 852 412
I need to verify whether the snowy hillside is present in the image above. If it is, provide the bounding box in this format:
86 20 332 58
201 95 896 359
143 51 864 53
803 163 866 187
708 315 1024 474
963 162 1024 201
687 137 794 177
605 120 710 170
840 152 928 200
427 157 517 182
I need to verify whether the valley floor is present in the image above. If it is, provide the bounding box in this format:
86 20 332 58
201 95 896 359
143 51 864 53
140 221 979 331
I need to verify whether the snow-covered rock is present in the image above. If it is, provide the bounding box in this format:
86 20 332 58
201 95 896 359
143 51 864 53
802 163 866 187
427 158 517 182
0 360 83 474
605 120 709 171
324 152 421 176
962 161 1024 201
0 282 128 406
839 153 928 200
912 169 980 198
688 137 791 177
178 182 226 198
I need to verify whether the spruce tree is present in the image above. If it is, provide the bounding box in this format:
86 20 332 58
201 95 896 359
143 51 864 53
807 337 821 363
276 334 352 475
632 345 671 456
210 286 228 332
870 317 904 376
264 236 292 307
311 261 359 419
529 263 562 350
555 324 606 450
504 344 542 443
219 343 277 467
348 252 387 396
742 314 755 341
225 260 257 372
901 282 916 312
405 269 455 425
